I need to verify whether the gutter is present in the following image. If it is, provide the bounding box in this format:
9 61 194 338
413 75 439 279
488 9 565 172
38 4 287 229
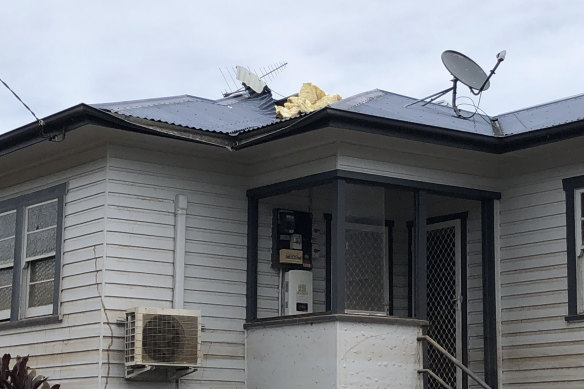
3 104 584 156
324 108 502 154
0 104 232 158
232 109 330 150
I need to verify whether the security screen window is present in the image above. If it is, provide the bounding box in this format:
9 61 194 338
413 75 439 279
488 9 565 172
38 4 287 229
23 200 58 316
578 190 584 313
0 184 65 323
0 210 16 320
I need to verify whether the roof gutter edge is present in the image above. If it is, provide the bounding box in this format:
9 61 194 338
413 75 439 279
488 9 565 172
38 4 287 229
0 104 234 157
327 108 502 153
231 109 330 150
498 120 584 152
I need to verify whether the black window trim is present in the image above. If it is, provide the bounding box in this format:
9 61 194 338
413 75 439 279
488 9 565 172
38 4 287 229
0 183 66 325
562 176 584 321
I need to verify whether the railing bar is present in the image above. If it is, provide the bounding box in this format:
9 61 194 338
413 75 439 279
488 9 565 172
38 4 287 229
418 335 491 389
418 369 454 389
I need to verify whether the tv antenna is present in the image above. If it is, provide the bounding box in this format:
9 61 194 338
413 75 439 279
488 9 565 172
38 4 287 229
219 62 288 97
406 50 506 117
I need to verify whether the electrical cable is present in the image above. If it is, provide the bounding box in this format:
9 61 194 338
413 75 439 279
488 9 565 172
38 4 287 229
0 75 68 142
455 92 482 120
0 76 44 127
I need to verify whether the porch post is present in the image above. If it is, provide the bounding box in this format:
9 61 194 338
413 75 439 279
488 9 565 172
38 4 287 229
331 178 346 313
246 196 259 321
414 190 427 320
481 199 499 388
414 190 428 389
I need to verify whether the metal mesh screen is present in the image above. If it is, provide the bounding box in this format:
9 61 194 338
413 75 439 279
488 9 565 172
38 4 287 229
125 312 136 364
141 314 199 365
345 227 385 312
427 226 457 389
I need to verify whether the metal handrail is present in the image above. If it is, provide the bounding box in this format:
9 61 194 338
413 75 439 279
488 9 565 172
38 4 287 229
417 368 453 389
417 335 491 389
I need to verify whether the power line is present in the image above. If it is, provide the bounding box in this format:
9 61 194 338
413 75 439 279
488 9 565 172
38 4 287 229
0 76 44 127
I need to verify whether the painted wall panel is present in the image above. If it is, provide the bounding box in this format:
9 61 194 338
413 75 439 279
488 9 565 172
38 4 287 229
0 157 108 388
103 146 248 387
499 164 584 388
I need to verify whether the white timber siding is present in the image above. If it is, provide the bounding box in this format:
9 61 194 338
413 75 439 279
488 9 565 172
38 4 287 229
102 145 248 389
499 164 584 388
0 157 107 388
336 141 499 193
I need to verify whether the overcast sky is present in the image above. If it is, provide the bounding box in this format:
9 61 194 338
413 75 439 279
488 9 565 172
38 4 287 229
2 1 584 134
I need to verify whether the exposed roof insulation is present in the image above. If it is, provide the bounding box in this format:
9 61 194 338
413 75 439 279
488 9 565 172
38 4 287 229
276 83 341 119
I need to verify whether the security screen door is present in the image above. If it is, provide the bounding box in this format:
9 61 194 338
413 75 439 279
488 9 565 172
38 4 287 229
426 220 463 389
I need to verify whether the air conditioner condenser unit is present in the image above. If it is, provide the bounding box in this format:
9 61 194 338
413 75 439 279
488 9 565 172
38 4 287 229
125 307 202 371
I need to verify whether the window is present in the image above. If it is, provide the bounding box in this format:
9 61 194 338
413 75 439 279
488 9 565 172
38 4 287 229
562 177 584 320
0 184 65 322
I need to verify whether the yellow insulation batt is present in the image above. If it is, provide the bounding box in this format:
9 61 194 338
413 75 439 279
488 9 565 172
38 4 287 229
276 83 341 119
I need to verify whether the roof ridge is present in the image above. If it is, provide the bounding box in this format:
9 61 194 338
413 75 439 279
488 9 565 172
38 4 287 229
331 89 385 110
91 94 213 111
496 91 584 118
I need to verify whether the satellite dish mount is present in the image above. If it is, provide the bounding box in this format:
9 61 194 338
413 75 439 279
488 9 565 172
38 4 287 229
406 50 506 117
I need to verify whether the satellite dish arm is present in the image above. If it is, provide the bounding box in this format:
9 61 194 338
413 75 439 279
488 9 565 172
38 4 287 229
451 79 461 117
471 50 506 95
404 85 454 107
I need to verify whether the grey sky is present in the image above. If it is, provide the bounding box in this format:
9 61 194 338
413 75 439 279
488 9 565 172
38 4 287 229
2 0 584 134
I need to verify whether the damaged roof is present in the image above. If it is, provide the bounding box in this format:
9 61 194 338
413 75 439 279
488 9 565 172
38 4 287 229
91 89 277 134
90 88 584 139
4 85 584 156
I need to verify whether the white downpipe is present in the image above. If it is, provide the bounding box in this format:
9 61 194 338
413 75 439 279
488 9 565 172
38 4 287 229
173 194 188 309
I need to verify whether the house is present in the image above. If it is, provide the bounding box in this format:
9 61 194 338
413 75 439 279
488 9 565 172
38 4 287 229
0 79 584 389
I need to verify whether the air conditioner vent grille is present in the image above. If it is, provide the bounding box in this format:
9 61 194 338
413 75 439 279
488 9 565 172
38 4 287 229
142 313 199 364
125 311 136 364
125 307 201 368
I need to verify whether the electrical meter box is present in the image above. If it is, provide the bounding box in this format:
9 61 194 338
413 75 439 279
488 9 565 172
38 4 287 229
284 270 313 315
272 209 312 270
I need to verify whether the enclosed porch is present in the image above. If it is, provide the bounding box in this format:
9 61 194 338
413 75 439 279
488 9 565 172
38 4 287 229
245 170 500 389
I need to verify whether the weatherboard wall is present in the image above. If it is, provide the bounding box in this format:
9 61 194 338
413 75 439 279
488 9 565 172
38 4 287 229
498 163 584 388
0 154 108 388
3 125 583 389
102 144 248 389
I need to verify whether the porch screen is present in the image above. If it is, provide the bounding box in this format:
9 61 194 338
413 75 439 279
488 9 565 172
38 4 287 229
344 184 387 313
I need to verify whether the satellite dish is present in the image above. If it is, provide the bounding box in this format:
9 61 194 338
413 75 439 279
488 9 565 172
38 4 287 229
441 50 490 92
405 49 507 118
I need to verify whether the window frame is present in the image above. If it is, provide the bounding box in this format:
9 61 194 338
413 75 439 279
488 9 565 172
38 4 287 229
0 184 66 324
562 176 584 321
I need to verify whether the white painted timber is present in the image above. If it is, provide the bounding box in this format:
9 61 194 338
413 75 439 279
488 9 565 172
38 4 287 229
498 163 584 388
102 145 248 388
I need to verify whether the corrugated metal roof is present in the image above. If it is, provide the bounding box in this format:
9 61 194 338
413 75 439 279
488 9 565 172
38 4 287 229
91 87 584 139
495 92 584 135
91 90 277 134
331 89 495 136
